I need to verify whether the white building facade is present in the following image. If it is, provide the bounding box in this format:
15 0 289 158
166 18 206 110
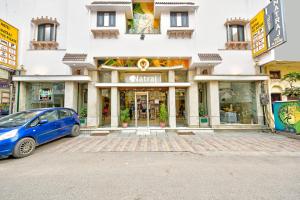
0 0 271 129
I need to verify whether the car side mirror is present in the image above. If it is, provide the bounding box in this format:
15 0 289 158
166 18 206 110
39 119 48 124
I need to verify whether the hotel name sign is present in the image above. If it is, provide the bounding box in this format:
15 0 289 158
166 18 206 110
125 74 161 84
250 0 287 58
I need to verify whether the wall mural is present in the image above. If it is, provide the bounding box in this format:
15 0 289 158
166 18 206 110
273 101 300 134
98 59 189 69
127 2 160 34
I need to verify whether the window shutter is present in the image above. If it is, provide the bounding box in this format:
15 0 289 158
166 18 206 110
97 12 104 27
170 12 177 27
109 12 116 26
181 12 189 27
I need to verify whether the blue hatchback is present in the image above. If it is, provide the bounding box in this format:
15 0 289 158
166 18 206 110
0 108 80 158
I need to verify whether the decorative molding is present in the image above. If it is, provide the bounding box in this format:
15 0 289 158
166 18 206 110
167 28 194 39
30 40 59 50
225 41 250 50
91 28 120 39
224 17 249 26
31 16 59 25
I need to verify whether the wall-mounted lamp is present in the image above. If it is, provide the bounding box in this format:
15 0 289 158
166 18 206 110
140 33 145 40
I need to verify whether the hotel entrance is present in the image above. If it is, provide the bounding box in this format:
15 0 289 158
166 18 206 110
120 89 168 127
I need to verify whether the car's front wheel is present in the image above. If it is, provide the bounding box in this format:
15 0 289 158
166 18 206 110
13 137 36 158
70 124 80 137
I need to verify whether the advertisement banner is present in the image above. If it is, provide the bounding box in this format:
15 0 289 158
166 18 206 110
0 19 18 70
250 10 268 58
250 0 287 58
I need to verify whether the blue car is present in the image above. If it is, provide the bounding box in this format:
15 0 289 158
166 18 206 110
0 108 80 158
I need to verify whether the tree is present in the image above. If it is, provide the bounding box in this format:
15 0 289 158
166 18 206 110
281 72 300 99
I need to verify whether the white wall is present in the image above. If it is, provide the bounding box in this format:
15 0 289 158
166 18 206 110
0 0 272 76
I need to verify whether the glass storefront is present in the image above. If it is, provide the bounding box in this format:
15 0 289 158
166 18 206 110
26 82 65 109
100 89 111 127
120 89 168 127
219 82 258 124
176 89 186 126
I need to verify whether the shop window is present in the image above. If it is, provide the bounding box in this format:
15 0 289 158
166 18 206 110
100 71 111 83
100 89 111 127
175 70 188 82
170 12 189 27
219 82 258 124
97 12 116 27
270 71 281 79
176 89 187 127
26 83 65 109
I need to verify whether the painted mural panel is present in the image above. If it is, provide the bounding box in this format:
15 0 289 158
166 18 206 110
127 2 160 34
273 101 300 134
98 59 189 69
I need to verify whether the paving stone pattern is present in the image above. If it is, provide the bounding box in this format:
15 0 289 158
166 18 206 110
45 132 300 156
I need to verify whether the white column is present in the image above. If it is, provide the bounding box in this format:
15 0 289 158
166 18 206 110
64 82 78 111
207 81 220 127
87 71 100 127
168 70 176 128
18 82 27 112
187 70 199 127
111 70 119 128
256 82 264 125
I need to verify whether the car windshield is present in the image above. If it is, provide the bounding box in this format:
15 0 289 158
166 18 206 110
0 111 42 128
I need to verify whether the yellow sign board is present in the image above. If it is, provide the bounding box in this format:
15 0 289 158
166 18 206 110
0 19 18 70
250 10 268 58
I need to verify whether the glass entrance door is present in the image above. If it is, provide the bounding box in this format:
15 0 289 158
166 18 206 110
135 92 149 127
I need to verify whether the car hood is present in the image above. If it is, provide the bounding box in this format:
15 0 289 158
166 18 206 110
0 127 19 135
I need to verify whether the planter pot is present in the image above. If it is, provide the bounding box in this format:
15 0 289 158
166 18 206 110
122 122 128 128
199 117 209 127
160 122 166 128
80 118 87 126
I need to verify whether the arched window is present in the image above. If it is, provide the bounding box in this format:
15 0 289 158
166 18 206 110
37 23 56 41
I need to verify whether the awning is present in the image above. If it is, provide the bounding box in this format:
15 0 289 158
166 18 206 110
62 53 95 69
194 75 269 81
12 75 91 82
191 53 223 67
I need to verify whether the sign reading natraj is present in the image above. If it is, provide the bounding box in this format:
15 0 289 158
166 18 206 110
0 19 18 70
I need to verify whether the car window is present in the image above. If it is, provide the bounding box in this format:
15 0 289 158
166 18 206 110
58 109 72 119
0 111 42 128
40 110 58 122
29 118 39 128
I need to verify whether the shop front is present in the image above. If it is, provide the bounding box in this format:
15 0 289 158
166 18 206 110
93 58 194 128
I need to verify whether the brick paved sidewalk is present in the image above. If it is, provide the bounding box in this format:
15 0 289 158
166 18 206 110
44 132 300 156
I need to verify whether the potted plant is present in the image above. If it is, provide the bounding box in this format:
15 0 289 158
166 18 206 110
120 108 130 128
199 103 209 127
79 106 87 126
159 103 168 128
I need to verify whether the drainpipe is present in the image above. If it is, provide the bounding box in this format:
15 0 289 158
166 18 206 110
16 81 20 112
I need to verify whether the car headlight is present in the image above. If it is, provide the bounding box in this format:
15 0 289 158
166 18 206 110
0 129 18 141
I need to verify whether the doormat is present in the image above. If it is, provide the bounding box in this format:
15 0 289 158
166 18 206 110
90 132 110 136
177 132 195 136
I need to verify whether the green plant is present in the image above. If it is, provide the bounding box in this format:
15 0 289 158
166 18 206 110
120 108 130 123
159 104 168 123
281 72 300 98
79 106 87 118
199 103 207 117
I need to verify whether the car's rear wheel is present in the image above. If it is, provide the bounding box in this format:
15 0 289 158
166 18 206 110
13 138 36 158
70 124 80 137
